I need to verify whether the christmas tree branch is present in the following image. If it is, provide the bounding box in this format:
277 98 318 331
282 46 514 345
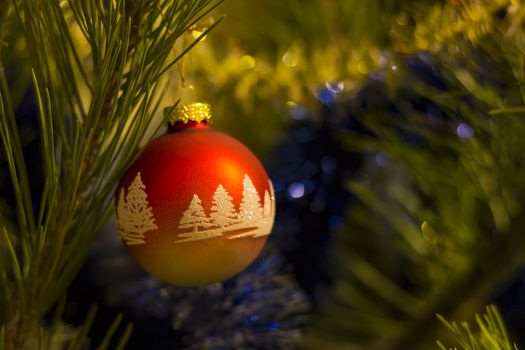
437 305 518 350
393 218 525 349
0 0 223 348
308 2 525 348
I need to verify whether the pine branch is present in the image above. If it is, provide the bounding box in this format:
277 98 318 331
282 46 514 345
0 0 223 348
393 217 525 350
437 305 518 350
308 2 525 348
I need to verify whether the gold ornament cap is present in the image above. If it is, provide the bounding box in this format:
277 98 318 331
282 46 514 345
166 103 212 125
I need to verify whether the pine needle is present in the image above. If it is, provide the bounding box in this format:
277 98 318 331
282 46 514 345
436 306 518 350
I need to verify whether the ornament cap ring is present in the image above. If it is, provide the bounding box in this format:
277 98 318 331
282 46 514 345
166 102 212 125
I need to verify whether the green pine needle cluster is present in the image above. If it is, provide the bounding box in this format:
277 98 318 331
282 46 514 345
0 1 221 349
0 300 133 350
437 306 518 350
304 1 525 349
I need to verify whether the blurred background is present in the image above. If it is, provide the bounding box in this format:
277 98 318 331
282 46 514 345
5 0 525 349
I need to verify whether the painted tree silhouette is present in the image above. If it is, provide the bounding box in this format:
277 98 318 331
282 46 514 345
117 172 158 245
210 184 237 228
178 194 212 232
238 174 263 226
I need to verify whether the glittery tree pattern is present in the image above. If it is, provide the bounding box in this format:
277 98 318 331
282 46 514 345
175 174 275 243
229 179 274 239
175 195 217 243
116 172 158 245
238 174 263 223
210 184 238 228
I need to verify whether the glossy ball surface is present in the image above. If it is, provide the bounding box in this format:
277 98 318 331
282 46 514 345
115 124 274 286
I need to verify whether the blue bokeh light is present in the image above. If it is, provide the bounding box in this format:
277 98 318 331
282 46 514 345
288 182 305 199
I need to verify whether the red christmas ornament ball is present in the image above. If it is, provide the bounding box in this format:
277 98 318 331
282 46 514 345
115 103 275 286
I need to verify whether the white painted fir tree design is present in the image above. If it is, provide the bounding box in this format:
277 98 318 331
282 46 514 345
175 194 220 243
237 174 263 224
174 174 275 243
210 184 237 228
178 194 212 232
117 172 158 245
229 181 275 239
253 181 275 238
